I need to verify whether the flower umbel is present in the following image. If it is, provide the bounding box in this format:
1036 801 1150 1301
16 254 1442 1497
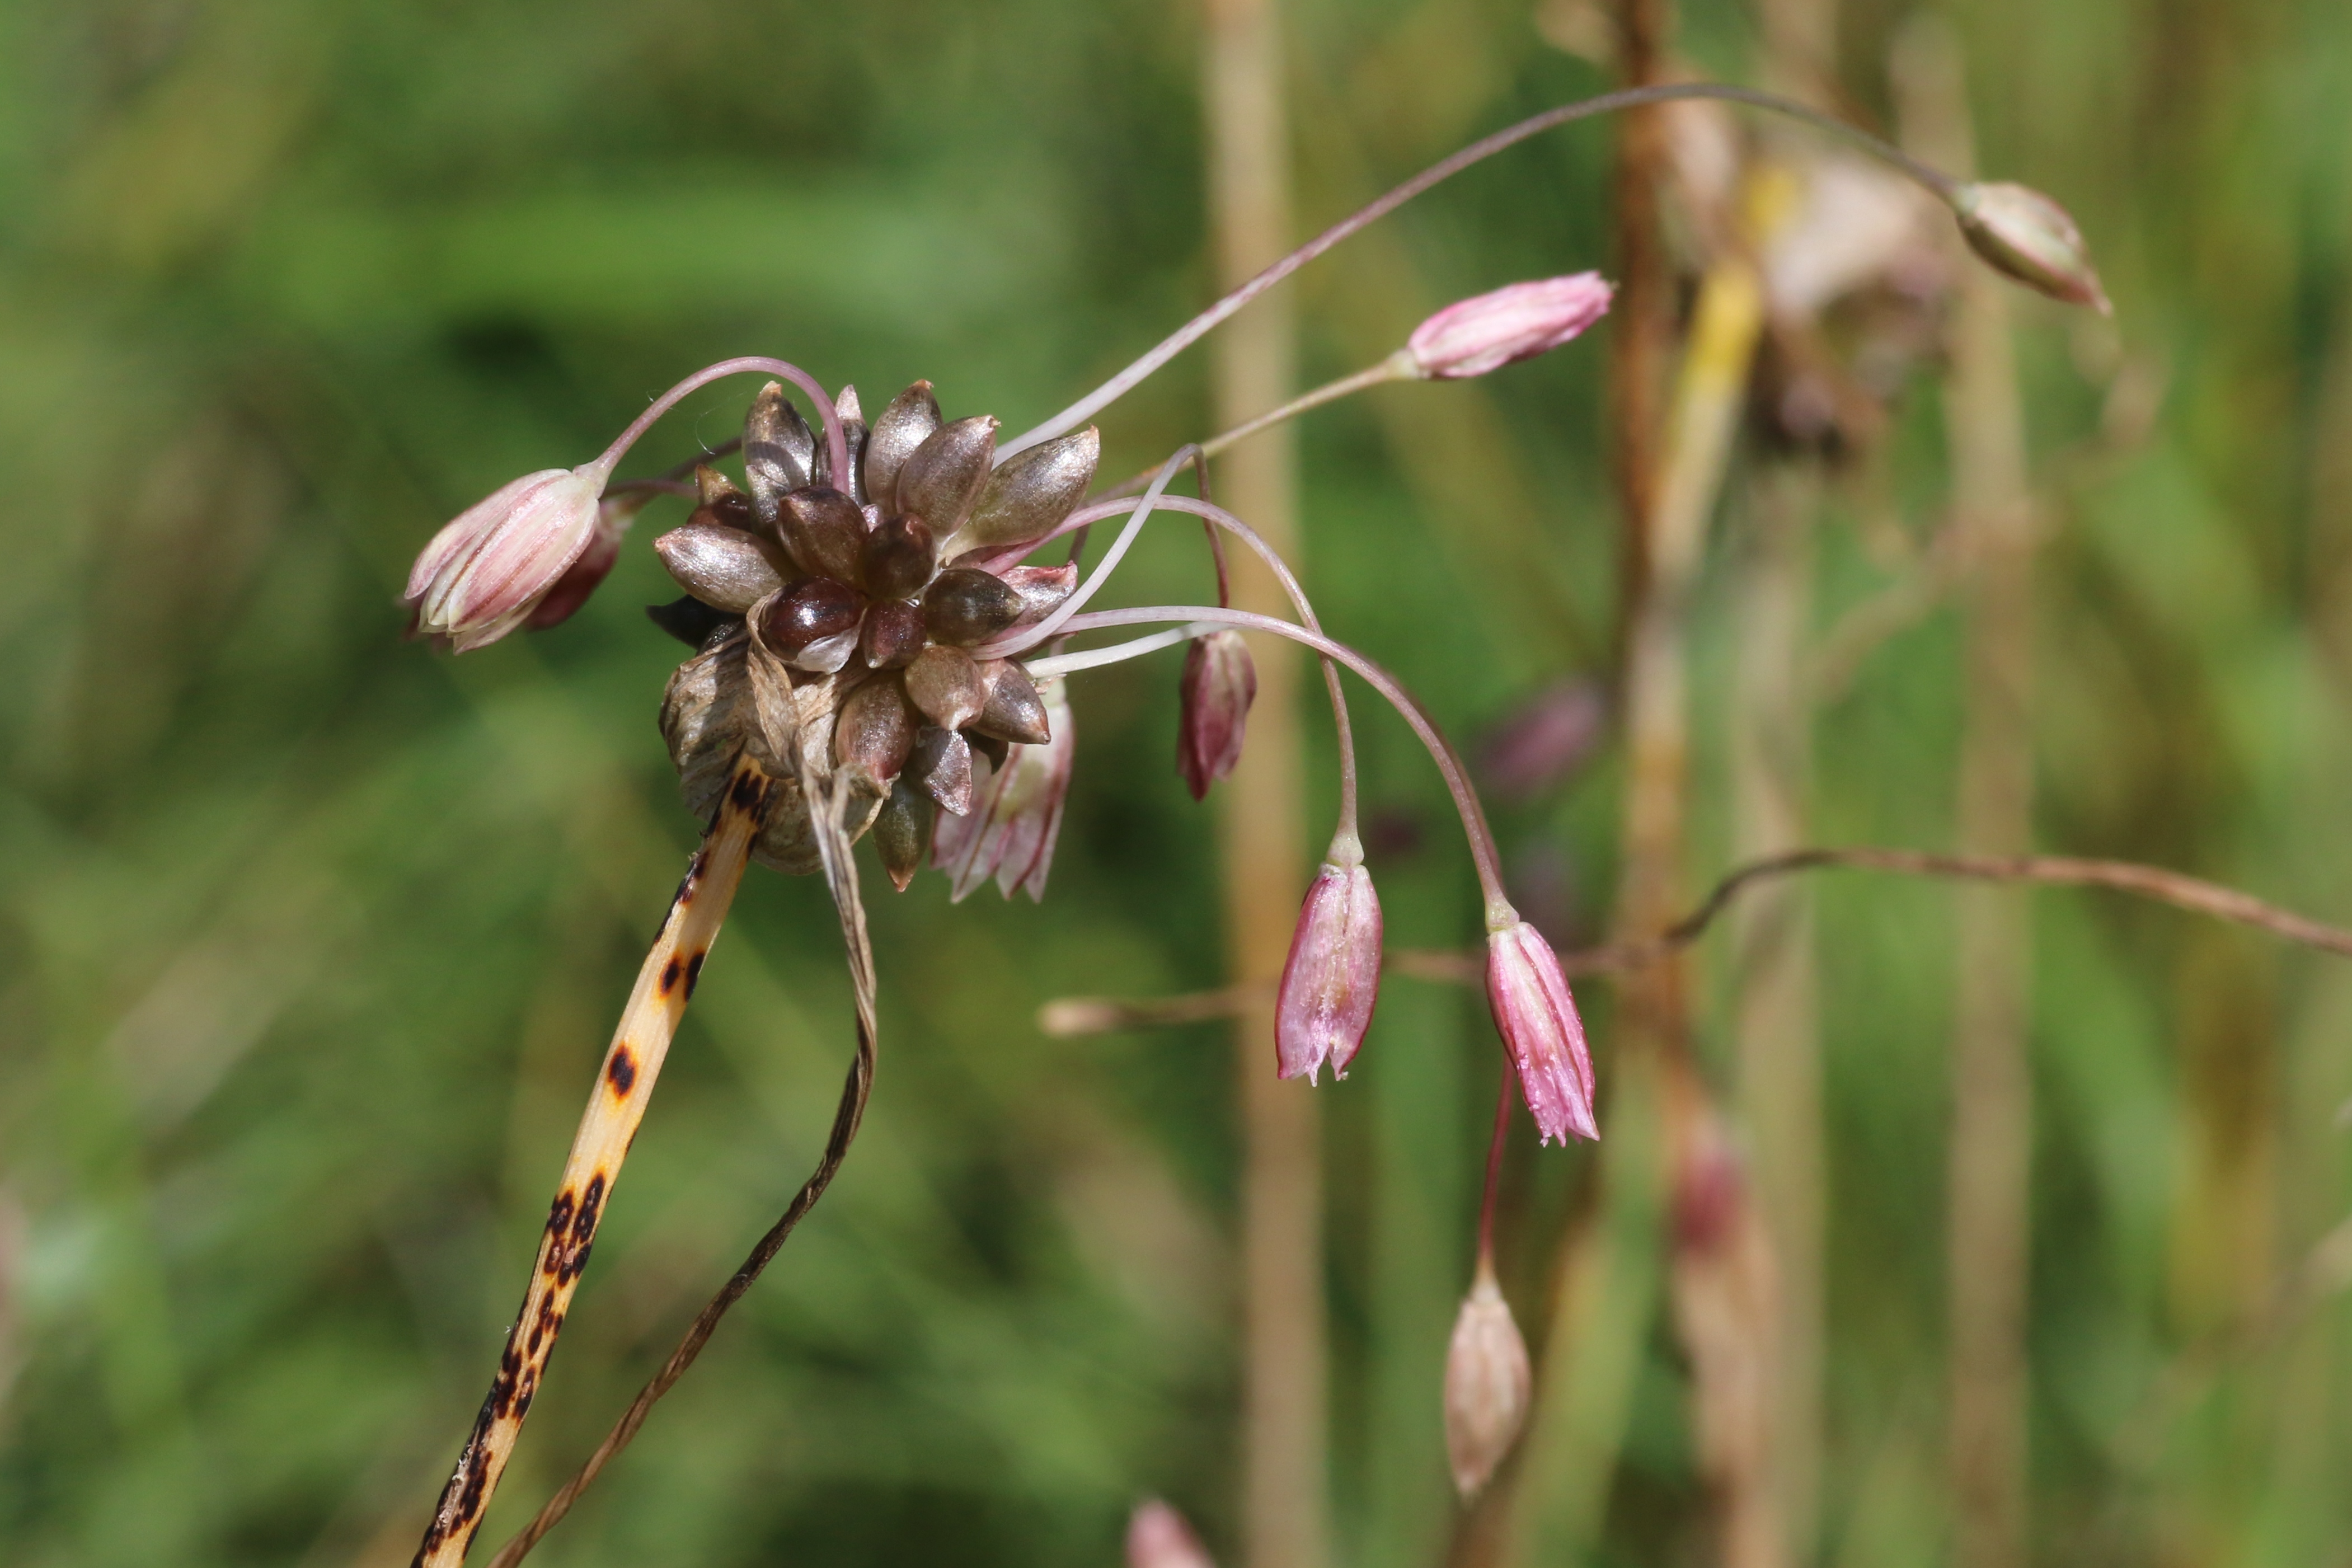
1486 917 1598 1144
1407 271 1615 379
1275 839 1382 1082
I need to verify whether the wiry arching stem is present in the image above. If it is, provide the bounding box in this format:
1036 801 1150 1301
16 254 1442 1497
409 761 777 1568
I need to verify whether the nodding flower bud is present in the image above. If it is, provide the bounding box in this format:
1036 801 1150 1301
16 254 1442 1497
525 488 646 632
1485 918 1598 1145
406 466 603 651
1443 1259 1532 1499
1275 845 1382 1083
1177 630 1257 801
1126 1500 1216 1568
1952 181 2111 315
1406 272 1614 381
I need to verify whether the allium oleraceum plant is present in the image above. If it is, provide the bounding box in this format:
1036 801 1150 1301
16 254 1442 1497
396 82 2105 1566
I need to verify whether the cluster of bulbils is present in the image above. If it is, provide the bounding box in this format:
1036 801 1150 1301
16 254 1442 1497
649 381 1095 895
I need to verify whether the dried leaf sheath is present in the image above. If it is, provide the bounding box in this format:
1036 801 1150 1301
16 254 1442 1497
410 758 776 1568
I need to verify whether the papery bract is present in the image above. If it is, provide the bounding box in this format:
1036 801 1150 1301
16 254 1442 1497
1443 1261 1532 1498
1407 272 1614 380
406 466 603 651
1485 918 1598 1144
1275 852 1382 1082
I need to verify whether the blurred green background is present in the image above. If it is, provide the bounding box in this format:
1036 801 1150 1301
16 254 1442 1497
4 0 2351 1565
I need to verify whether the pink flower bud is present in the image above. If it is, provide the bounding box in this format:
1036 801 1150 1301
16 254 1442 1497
1275 851 1382 1083
933 677 1074 902
1485 919 1598 1145
1406 272 1614 381
406 466 603 651
1444 1260 1532 1498
1177 630 1256 800
1126 1500 1215 1568
1952 181 2111 315
524 490 646 632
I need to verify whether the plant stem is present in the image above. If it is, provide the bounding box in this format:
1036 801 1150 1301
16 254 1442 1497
999 82 1957 463
1093 356 1415 500
1476 1059 1514 1264
409 759 775 1568
589 358 847 503
1050 604 1507 918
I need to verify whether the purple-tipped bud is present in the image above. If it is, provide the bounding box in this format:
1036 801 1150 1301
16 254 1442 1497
1126 1501 1215 1568
1485 919 1598 1145
1443 1260 1532 1499
405 466 603 651
1407 272 1614 381
1177 630 1256 801
1952 180 2111 314
1275 848 1382 1083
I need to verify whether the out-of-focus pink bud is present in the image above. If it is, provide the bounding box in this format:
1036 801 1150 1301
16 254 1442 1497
1485 918 1598 1145
1443 1259 1532 1499
525 490 647 632
933 677 1073 902
1177 630 1256 801
1406 273 1614 381
1479 678 1606 802
1952 181 2111 315
1275 846 1382 1083
1126 1500 1215 1568
406 466 603 651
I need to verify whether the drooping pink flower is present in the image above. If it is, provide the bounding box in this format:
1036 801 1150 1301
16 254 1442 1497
1125 1500 1215 1568
406 466 603 650
1176 629 1256 800
1444 1258 1533 1498
524 490 647 632
932 678 1073 902
1485 918 1598 1144
1406 272 1614 381
1952 180 2111 315
1275 850 1382 1082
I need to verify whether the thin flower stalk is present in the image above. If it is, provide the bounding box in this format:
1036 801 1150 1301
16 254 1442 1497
1000 82 1983 462
411 757 777 1568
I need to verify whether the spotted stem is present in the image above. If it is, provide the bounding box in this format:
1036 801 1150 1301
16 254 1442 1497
407 760 776 1568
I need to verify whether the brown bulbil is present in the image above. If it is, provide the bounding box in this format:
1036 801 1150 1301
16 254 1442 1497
910 725 974 815
760 576 862 654
654 522 791 612
973 659 1051 745
864 381 942 511
744 382 815 525
780 486 868 585
693 466 754 529
959 425 1100 550
923 567 1026 646
812 385 870 501
999 562 1079 629
872 776 934 891
860 599 928 669
894 415 998 536
862 514 937 600
905 644 986 730
834 677 918 788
